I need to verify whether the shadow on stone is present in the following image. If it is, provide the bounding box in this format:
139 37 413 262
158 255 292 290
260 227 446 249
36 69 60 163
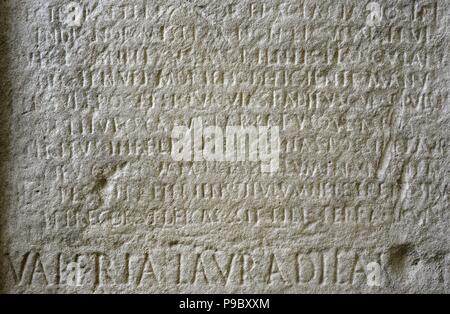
0 0 12 293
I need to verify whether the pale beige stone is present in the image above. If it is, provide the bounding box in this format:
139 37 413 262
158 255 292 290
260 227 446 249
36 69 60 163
0 0 449 293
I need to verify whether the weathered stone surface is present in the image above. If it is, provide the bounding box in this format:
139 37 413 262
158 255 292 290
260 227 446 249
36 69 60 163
0 0 448 293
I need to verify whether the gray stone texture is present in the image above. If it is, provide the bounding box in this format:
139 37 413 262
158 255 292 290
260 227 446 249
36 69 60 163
0 0 449 293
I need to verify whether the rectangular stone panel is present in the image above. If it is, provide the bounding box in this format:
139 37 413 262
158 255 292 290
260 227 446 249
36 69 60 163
0 0 449 293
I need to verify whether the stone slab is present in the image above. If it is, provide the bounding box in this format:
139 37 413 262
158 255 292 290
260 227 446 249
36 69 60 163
0 0 449 293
